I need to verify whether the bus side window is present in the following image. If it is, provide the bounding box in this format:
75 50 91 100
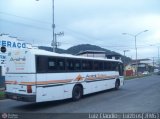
66 59 75 71
57 58 65 71
104 61 111 71
87 60 93 71
74 59 81 71
82 60 88 71
96 61 103 71
98 61 104 70
36 56 48 73
48 57 57 71
82 60 93 71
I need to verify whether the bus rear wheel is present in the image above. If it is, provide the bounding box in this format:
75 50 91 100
72 85 83 101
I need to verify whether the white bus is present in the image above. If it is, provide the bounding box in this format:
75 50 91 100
5 48 124 102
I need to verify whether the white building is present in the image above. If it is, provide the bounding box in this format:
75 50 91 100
76 50 122 60
77 50 106 58
0 34 26 76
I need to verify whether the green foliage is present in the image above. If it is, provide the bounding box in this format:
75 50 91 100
0 91 5 99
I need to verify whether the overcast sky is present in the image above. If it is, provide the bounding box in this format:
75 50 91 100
0 0 160 60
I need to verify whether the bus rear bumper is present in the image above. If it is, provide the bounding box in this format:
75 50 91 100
5 92 36 102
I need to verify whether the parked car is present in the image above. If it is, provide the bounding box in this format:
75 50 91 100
142 71 149 75
153 69 160 75
154 69 159 73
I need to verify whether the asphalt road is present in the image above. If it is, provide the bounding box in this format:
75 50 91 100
0 75 160 113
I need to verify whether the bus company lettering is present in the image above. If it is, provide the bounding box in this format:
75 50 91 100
86 74 113 80
86 74 96 80
10 57 26 63
0 40 26 49
0 55 6 64
10 57 26 68
86 74 96 78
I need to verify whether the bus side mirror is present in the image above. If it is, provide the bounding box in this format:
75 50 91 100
0 47 7 53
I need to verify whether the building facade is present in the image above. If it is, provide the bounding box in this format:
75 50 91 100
0 34 26 87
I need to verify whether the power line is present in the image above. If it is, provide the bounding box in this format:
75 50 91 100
57 26 159 49
0 11 51 25
0 18 51 31
1 12 159 51
1 18 157 50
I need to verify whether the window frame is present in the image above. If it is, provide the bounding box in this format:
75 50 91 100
36 55 123 73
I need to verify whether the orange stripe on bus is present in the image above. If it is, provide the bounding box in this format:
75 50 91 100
86 75 119 80
5 79 72 85
20 79 73 85
5 81 17 84
5 75 119 85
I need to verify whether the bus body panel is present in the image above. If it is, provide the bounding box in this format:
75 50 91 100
36 86 64 102
5 74 36 94
5 74 37 102
35 71 120 102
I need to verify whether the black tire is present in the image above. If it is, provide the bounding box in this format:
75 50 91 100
72 85 83 101
115 80 120 90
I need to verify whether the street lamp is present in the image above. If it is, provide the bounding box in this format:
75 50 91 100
122 30 148 75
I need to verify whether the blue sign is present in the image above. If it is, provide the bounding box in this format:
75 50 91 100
0 55 6 64
0 40 26 49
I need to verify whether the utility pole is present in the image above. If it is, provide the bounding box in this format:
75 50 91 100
123 50 129 57
54 32 64 52
36 0 56 52
158 47 160 68
153 57 154 68
52 0 55 52
158 47 160 62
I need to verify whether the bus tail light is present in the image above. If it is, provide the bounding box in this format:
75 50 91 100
27 85 32 93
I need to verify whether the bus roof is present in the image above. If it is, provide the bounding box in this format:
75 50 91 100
29 48 122 63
